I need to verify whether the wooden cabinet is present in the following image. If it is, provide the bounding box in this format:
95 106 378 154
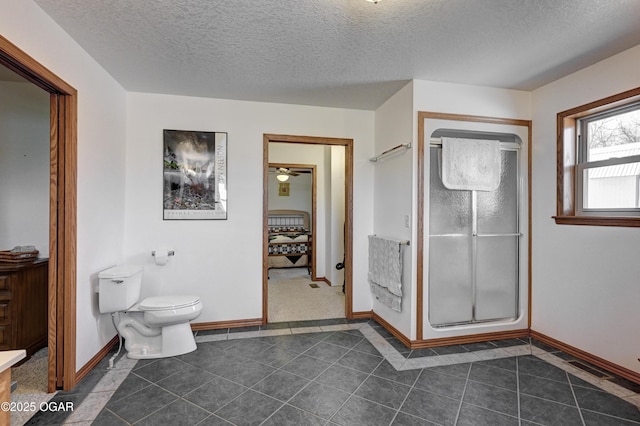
0 259 48 356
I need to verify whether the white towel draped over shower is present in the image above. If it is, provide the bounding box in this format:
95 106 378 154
441 137 501 191
368 235 403 312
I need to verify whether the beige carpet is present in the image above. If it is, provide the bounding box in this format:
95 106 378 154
268 268 345 322
11 347 49 394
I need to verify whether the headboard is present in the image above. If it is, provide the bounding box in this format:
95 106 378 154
267 209 310 232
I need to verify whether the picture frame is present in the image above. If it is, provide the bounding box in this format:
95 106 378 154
278 182 290 196
163 129 227 220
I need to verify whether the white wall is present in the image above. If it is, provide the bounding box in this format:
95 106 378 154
413 81 531 341
124 93 375 322
0 81 49 256
531 44 640 373
413 81 532 120
329 146 345 287
267 171 312 215
1 0 128 370
372 82 415 337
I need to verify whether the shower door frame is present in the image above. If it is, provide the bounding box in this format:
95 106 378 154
428 140 522 327
416 112 532 343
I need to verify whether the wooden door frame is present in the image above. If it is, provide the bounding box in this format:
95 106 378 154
263 134 354 322
267 163 317 279
416 111 532 341
0 35 77 391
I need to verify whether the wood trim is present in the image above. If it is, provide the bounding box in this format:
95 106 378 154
372 312 412 348
0 35 78 392
264 134 352 146
531 330 640 385
375 310 527 350
191 318 263 331
555 86 640 226
264 134 354 321
351 310 373 320
55 94 66 390
0 35 75 95
416 112 426 341
344 140 354 319
61 93 77 391
416 112 532 338
557 113 577 216
410 329 529 349
263 138 270 323
48 94 59 392
418 111 531 128
553 215 640 227
372 311 638 385
0 369 10 425
75 335 118 384
312 166 317 280
315 277 332 286
528 124 533 329
558 86 640 119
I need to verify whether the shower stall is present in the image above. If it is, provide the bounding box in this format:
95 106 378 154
423 120 529 339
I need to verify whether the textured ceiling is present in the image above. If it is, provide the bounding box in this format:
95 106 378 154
33 0 640 110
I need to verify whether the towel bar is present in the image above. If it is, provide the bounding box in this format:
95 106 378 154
369 143 411 162
370 235 410 246
151 250 175 256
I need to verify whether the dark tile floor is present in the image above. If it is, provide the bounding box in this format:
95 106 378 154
22 320 640 425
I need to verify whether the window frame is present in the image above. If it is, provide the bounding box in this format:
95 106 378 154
555 86 640 227
575 103 640 216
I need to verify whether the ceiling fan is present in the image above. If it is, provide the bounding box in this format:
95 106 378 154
272 167 300 177
269 167 311 182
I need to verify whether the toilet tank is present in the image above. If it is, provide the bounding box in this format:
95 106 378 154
98 265 144 313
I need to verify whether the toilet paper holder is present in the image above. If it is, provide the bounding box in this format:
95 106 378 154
151 250 175 257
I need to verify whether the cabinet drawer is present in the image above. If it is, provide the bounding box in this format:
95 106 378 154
0 275 11 301
0 302 8 323
0 275 9 290
0 325 9 350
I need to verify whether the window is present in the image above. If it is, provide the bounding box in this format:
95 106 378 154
577 105 640 213
556 87 640 226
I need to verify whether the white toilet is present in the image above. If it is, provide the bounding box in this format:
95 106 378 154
98 264 203 359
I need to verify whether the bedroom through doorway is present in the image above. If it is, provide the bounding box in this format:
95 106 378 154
263 134 353 323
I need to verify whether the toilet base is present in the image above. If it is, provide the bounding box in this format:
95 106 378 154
125 322 197 359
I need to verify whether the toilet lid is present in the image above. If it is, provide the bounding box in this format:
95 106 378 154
138 295 200 311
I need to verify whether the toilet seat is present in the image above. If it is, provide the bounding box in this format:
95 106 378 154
138 295 200 311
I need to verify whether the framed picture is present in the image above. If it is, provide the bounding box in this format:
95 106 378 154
278 182 290 196
163 130 227 220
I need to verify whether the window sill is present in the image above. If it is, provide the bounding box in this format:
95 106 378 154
553 216 640 227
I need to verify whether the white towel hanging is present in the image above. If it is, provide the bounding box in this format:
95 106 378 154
441 137 501 191
368 235 403 312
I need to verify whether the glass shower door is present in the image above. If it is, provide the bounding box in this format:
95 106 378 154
429 145 520 327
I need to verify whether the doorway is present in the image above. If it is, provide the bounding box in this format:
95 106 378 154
267 161 345 323
267 163 316 278
0 35 77 391
262 134 354 323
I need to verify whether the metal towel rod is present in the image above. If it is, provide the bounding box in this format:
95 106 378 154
369 143 411 162
371 235 410 246
151 250 175 257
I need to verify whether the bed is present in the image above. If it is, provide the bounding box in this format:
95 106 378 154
268 209 312 274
